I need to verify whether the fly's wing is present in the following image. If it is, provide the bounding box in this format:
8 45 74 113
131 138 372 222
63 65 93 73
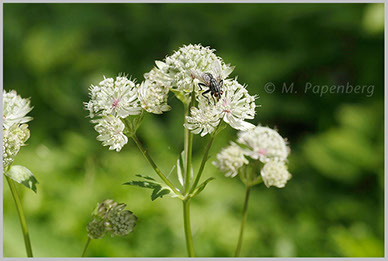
189 69 211 85
212 59 223 82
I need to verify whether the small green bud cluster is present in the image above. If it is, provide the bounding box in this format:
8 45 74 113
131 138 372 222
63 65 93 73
86 199 137 239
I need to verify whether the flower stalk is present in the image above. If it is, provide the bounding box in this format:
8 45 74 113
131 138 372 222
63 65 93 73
184 87 196 194
235 185 251 257
81 237 92 257
130 134 180 196
182 199 195 257
5 176 33 257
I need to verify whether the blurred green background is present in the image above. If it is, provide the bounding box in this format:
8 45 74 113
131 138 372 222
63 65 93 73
3 3 384 257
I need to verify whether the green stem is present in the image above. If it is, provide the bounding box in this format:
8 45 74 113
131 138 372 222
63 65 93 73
189 135 215 194
235 185 251 257
5 176 33 257
184 110 194 194
184 87 196 194
183 200 195 257
81 237 92 257
131 134 180 196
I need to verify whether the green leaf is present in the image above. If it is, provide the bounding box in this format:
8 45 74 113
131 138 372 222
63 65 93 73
135 174 156 181
190 177 215 197
5 165 38 193
123 176 170 201
151 187 170 201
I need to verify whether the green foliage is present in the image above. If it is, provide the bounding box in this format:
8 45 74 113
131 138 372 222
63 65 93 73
5 165 39 193
124 175 171 201
190 177 215 198
3 3 384 258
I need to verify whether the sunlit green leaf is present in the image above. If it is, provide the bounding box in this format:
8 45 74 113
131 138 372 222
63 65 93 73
5 165 38 193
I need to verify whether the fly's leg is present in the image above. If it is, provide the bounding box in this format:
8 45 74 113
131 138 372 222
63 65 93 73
202 89 211 105
211 93 217 105
198 83 207 91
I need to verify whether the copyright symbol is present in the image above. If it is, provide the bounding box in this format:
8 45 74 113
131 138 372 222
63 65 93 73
264 82 276 94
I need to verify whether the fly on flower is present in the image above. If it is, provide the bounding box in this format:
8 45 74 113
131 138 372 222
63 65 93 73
190 60 224 105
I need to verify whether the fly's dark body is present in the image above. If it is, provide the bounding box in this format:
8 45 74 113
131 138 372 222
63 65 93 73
190 60 225 105
197 73 224 105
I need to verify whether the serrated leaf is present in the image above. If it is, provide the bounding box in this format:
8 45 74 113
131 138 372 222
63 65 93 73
5 165 38 193
191 177 215 197
135 174 156 181
151 187 170 201
123 176 170 201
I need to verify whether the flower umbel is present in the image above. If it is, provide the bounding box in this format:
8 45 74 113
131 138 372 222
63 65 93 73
145 44 234 104
3 90 33 129
237 126 289 163
137 80 171 114
85 76 141 118
2 90 33 169
184 79 256 136
212 142 248 178
91 116 128 152
3 124 30 169
261 161 292 188
214 125 292 189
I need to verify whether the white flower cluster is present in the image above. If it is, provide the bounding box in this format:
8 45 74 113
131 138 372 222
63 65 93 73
213 125 291 188
184 79 256 136
2 90 32 169
237 126 289 163
213 143 248 178
145 44 234 100
86 199 137 239
85 75 171 151
145 44 256 136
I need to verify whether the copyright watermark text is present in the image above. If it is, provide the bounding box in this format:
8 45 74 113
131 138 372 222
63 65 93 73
264 82 375 97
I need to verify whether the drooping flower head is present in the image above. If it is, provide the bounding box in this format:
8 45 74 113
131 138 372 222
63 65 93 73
2 90 33 169
237 126 289 163
91 115 128 152
86 199 137 239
